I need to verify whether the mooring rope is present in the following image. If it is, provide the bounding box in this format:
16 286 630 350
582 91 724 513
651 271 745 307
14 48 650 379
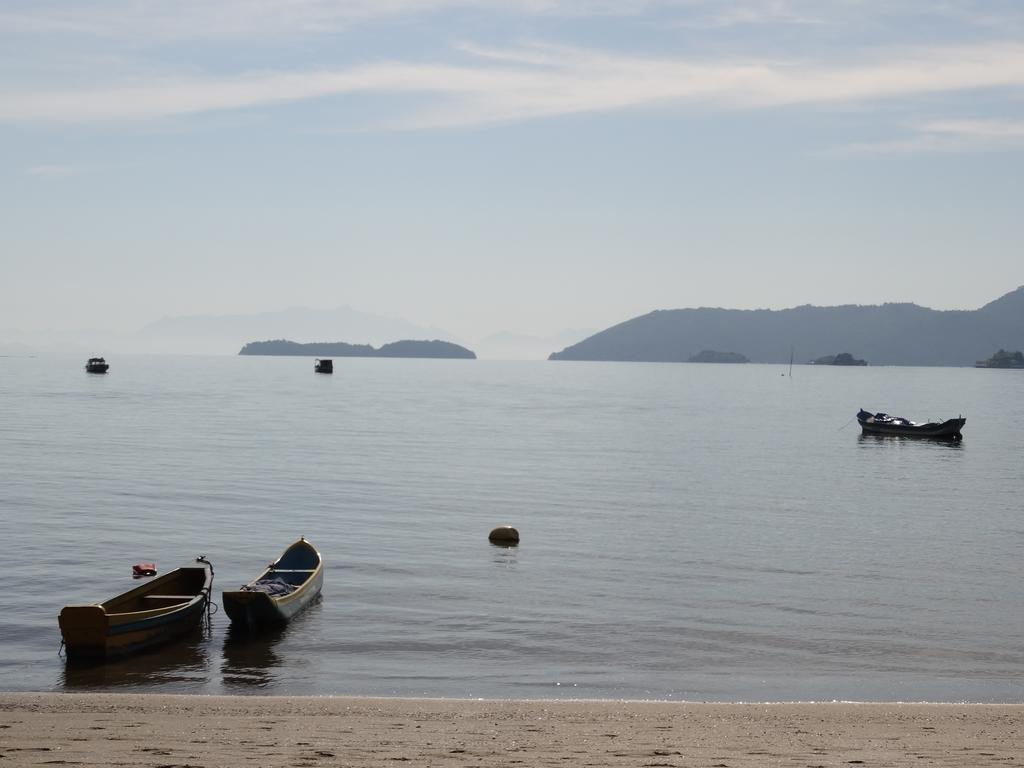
197 554 217 625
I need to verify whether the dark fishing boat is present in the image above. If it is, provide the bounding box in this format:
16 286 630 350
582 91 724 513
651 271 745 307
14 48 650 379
856 409 965 439
58 557 213 661
85 357 109 373
314 358 333 374
222 538 323 628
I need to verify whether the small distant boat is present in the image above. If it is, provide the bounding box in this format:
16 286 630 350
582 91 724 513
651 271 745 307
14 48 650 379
58 557 213 661
856 409 965 439
314 358 333 374
85 357 109 374
222 538 323 628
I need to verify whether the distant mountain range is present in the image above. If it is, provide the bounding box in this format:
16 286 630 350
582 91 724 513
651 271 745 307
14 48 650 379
549 287 1024 367
239 339 476 359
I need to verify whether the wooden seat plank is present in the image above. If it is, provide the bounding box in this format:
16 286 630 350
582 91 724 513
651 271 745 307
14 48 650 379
142 595 195 600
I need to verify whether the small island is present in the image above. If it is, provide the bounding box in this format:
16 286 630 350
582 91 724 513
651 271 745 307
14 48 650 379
975 349 1024 369
239 339 476 359
812 352 867 366
687 350 749 363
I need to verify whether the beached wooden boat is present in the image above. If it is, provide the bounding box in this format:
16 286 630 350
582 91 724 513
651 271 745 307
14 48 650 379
857 409 965 439
222 538 323 628
58 557 213 661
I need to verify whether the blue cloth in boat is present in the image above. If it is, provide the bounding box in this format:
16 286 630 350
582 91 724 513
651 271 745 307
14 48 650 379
243 577 297 597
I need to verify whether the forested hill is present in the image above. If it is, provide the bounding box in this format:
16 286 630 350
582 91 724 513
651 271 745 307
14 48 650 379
549 286 1024 366
239 339 476 359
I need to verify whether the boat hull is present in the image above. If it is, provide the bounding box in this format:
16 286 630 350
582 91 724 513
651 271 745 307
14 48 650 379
858 416 965 439
58 560 213 661
223 569 323 625
223 539 323 628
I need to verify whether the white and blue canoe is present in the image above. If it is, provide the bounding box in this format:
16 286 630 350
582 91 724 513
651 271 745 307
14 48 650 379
222 538 323 628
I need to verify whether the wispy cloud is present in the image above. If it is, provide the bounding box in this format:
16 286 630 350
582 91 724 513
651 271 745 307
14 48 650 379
0 0 430 40
840 117 1024 154
0 0 667 42
926 118 1024 139
27 163 89 176
671 0 826 29
3 41 1024 128
6 1 1021 43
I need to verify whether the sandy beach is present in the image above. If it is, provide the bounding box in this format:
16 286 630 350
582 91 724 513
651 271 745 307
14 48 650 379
1 694 1021 767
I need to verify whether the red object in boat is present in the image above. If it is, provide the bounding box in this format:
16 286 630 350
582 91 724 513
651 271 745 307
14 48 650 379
132 563 157 577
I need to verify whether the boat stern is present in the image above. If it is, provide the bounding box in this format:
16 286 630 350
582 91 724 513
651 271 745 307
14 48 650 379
222 590 279 627
58 605 109 658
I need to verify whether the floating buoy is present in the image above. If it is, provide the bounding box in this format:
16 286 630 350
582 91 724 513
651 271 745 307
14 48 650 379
488 526 519 546
132 563 157 577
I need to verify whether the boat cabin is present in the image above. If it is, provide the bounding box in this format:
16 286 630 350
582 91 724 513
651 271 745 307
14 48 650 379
85 357 109 373
315 358 333 374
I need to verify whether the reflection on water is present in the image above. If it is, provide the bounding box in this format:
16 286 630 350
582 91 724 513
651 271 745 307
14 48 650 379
490 544 519 568
856 432 966 451
59 605 323 692
60 624 212 690
219 596 322 690
220 623 286 689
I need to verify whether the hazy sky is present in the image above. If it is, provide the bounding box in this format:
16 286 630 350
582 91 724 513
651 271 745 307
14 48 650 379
3 0 1023 341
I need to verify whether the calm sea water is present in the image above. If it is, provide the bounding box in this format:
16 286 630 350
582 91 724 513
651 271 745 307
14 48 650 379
1 355 1022 702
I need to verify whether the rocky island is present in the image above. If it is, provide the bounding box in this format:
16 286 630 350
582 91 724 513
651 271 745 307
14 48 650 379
688 350 749 363
812 352 867 366
239 339 476 359
975 349 1024 368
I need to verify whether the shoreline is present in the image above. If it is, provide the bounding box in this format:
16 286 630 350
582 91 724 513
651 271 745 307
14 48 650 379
3 693 1022 767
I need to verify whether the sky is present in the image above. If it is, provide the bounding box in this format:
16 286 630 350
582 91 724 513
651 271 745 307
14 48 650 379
2 0 1023 345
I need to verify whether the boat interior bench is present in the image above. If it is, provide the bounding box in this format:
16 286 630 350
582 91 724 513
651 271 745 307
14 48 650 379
142 595 195 601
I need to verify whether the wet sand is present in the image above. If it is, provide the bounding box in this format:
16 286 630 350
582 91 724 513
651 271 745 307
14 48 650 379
1 693 1021 767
